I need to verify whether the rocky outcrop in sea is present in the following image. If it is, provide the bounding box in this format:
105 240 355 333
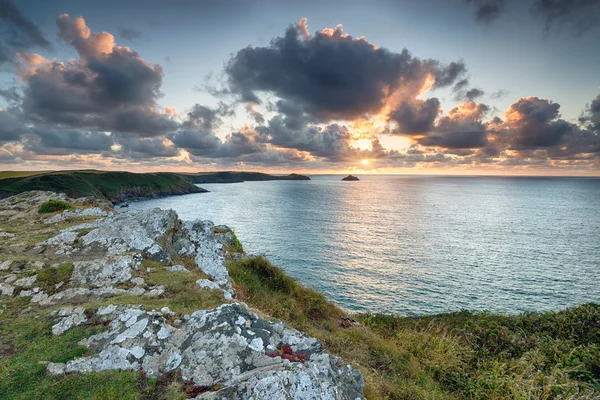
0 191 364 399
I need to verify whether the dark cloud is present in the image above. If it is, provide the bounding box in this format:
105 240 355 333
182 102 233 131
465 88 485 100
24 127 114 154
18 15 176 137
490 89 508 99
531 0 600 36
453 78 470 92
486 96 600 160
0 85 21 104
114 136 180 159
464 0 506 23
246 104 265 124
0 109 26 142
418 101 490 149
224 20 466 122
119 27 142 41
389 98 441 135
169 103 264 159
261 115 392 161
581 94 600 132
503 96 573 148
0 0 51 65
419 130 488 149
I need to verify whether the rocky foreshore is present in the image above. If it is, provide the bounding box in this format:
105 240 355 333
0 191 364 399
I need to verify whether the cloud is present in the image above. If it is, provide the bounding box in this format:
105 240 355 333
113 136 180 159
23 127 114 155
260 115 393 161
224 19 466 122
0 109 26 143
418 101 490 149
464 0 600 36
501 96 573 148
465 88 485 100
389 98 441 135
0 0 51 65
531 0 600 36
119 27 142 41
464 0 506 24
18 14 176 137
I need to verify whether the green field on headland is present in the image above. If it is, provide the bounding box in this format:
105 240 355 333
0 170 311 203
0 171 205 203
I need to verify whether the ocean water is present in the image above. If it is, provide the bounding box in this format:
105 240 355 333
129 175 600 316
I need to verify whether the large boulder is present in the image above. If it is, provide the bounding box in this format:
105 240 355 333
48 303 364 399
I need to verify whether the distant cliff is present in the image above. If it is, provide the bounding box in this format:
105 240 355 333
0 171 206 203
180 171 310 184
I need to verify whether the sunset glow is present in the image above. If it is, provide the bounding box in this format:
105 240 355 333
0 1 598 176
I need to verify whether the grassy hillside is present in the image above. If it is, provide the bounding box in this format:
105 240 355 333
0 171 206 203
0 171 52 179
180 171 310 184
229 256 600 399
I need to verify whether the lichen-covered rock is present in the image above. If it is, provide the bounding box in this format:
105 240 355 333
51 306 88 335
47 303 364 399
70 255 141 288
1 191 364 399
0 282 15 296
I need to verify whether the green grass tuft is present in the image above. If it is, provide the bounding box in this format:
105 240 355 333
36 263 74 293
38 200 72 214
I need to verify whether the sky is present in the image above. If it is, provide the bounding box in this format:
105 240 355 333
0 0 599 175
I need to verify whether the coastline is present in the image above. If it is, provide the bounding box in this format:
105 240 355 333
0 190 598 399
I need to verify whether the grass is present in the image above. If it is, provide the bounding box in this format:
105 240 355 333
0 171 204 203
36 263 74 293
0 297 153 400
0 171 51 179
228 256 600 400
38 200 72 214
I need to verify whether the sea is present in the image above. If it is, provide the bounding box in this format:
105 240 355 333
128 175 600 316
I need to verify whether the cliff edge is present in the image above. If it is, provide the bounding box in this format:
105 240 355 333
0 191 363 399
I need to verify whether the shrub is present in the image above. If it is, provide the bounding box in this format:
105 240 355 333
38 199 72 214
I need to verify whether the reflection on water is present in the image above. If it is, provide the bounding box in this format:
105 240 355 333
129 175 600 315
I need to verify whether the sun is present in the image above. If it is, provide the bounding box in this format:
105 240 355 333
361 159 369 165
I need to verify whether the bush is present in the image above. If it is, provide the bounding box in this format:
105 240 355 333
38 199 72 214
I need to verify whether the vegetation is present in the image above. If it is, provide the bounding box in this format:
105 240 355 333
1 193 598 399
0 171 206 203
228 256 600 399
38 200 73 214
180 171 310 183
36 263 74 293
0 171 50 179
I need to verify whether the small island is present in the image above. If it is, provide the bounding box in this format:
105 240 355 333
342 175 360 181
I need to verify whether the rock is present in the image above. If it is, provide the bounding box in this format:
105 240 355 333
0 191 364 398
0 260 12 271
196 279 220 290
341 175 360 181
44 208 179 259
52 307 88 335
13 275 37 288
71 256 141 288
167 265 189 273
47 303 364 399
0 283 15 297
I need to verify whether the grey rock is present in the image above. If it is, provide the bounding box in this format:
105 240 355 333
71 256 140 288
0 260 12 271
14 275 37 288
0 283 15 297
52 307 88 335
46 303 364 399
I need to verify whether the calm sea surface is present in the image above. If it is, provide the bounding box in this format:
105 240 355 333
129 175 600 315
